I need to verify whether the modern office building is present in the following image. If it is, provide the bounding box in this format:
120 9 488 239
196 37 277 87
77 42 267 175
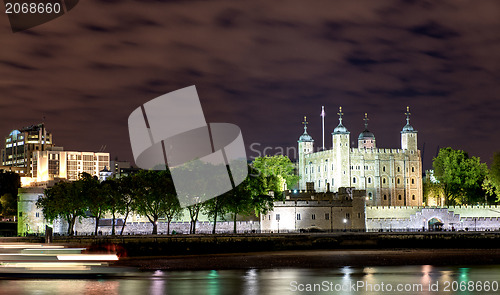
1 123 54 175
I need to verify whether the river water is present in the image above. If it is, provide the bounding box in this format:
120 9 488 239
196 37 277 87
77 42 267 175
1 265 500 295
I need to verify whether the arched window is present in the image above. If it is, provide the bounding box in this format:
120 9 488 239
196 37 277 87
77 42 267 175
368 177 372 184
412 194 415 200
383 166 386 172
397 167 400 172
383 178 386 184
412 166 415 173
353 177 356 184
368 192 372 200
397 178 400 184
411 178 415 184
398 195 402 200
384 194 387 200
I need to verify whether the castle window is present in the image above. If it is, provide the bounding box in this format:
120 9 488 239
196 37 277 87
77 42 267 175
397 167 400 172
318 180 321 188
368 177 372 184
384 194 387 200
358 213 361 218
325 213 330 220
269 215 271 220
412 166 415 173
383 166 386 172
35 212 39 218
332 178 334 186
312 214 316 220
397 178 400 184
368 192 372 199
276 214 280 221
305 169 307 174
297 214 301 220
412 195 415 200
398 195 402 200
411 178 415 184
325 165 327 171
346 213 350 219
352 177 356 184
318 166 320 172
383 178 386 184
332 164 334 170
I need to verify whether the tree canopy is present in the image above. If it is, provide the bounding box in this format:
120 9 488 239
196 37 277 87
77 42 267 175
432 147 488 205
252 155 298 191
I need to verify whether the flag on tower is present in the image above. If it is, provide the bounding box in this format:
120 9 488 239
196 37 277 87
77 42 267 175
321 106 325 150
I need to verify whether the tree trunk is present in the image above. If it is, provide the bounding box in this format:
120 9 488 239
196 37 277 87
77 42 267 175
120 210 130 235
70 215 77 236
233 213 237 234
152 217 158 235
167 218 171 235
212 211 218 234
66 216 72 235
212 200 219 234
94 216 100 236
111 211 116 235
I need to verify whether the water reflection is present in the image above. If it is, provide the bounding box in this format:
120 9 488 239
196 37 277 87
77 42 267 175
2 265 500 294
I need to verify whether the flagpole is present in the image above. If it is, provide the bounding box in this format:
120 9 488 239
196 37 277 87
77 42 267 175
321 106 325 150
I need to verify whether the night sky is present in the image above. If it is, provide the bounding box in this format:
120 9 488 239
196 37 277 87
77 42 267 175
1 0 499 170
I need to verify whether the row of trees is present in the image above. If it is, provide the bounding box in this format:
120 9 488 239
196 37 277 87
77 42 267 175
37 155 297 235
428 148 500 205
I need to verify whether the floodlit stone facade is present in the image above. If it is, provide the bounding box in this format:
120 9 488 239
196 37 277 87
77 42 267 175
298 107 422 206
366 206 500 231
260 187 366 232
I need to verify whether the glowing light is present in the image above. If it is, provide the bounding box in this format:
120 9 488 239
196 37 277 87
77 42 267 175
56 254 119 261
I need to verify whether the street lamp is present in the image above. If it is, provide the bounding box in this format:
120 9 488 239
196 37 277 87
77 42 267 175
343 218 347 232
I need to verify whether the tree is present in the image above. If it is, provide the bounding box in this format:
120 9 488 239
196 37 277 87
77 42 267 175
0 171 20 218
252 155 299 191
483 152 500 203
37 181 86 235
132 170 177 234
433 147 488 205
100 178 121 235
116 175 136 235
80 173 106 235
202 195 229 234
164 193 182 235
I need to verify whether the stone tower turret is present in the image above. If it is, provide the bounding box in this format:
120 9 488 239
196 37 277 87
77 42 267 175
401 106 417 151
298 116 314 190
331 107 350 192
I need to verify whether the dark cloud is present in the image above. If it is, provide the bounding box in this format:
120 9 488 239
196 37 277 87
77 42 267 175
1 0 499 169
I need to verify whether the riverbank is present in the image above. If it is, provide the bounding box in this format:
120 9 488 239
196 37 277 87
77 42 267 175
114 249 500 270
4 232 500 257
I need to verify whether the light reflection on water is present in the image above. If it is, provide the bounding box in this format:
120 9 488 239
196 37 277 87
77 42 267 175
2 265 500 295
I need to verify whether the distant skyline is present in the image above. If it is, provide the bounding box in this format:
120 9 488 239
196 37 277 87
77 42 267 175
1 0 499 170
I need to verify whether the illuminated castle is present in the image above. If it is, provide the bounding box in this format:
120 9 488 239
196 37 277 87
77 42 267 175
297 107 423 206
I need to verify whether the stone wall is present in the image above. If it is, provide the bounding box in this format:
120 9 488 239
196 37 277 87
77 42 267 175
366 206 500 231
47 219 258 236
